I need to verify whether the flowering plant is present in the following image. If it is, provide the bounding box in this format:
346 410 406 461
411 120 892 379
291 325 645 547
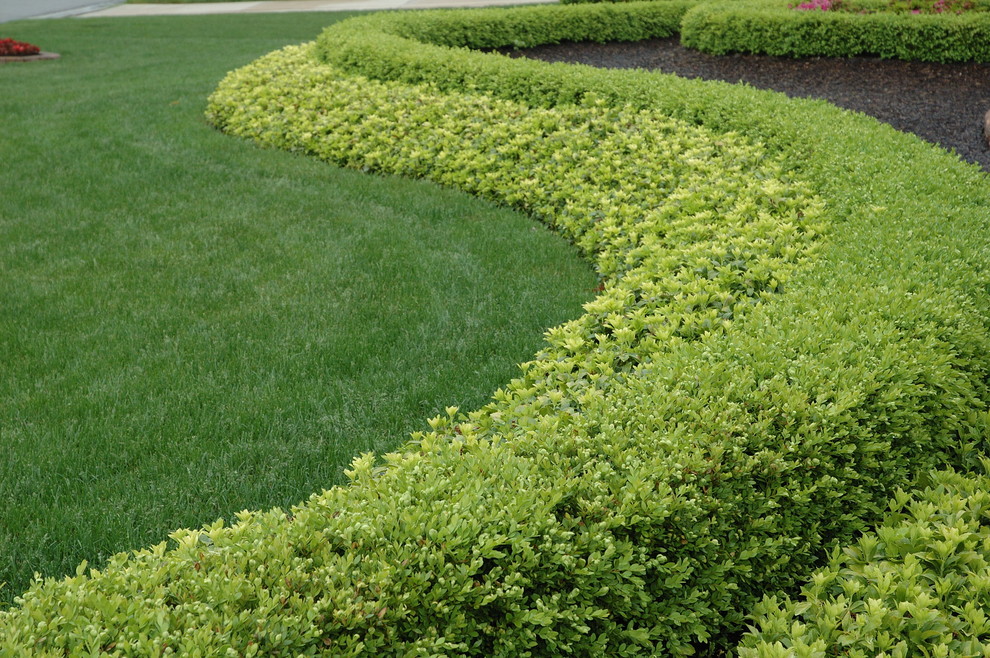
897 0 975 13
0 38 41 56
793 0 975 10
792 0 839 10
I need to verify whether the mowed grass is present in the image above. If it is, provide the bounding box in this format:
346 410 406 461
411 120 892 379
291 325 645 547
0 13 595 605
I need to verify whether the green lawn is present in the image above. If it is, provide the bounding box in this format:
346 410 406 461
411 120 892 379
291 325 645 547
0 13 595 605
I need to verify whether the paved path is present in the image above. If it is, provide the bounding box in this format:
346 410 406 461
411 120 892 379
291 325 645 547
1 0 118 22
3 0 553 22
93 0 551 18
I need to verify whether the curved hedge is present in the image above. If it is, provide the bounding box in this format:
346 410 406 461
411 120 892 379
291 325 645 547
550 0 990 62
679 0 990 62
2 3 990 656
342 0 990 63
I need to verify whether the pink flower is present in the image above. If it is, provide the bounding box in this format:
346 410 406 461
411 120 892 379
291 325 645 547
794 0 833 10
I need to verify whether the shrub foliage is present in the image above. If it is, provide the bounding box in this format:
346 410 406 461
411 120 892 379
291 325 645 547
739 466 990 657
679 0 990 62
549 0 990 62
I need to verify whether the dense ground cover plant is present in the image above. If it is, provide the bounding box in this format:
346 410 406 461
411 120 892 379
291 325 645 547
739 467 990 656
2 3 990 655
0 38 40 56
206 6 990 652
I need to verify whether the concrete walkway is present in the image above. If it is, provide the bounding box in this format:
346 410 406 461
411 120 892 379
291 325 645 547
1 0 117 22
80 0 554 18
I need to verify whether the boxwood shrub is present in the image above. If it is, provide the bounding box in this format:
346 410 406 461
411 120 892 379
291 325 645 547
679 0 990 62
739 466 990 656
552 0 990 62
1 3 989 656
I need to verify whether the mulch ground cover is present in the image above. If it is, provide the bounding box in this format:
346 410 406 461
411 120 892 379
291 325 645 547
509 37 990 172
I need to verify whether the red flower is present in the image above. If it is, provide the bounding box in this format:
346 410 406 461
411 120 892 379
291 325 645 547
0 38 42 57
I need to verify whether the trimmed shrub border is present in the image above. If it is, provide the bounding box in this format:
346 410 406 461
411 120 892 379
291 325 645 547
678 0 990 62
547 0 990 62
1 3 989 656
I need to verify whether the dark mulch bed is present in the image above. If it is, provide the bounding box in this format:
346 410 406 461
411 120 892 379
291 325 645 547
506 38 990 172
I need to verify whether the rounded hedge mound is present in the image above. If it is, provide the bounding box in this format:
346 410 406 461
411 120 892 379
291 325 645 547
679 0 990 61
740 466 990 656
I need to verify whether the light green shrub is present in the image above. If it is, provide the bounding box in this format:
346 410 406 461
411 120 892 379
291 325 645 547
679 0 990 62
552 0 990 62
313 3 693 106
738 466 990 657
377 1 691 47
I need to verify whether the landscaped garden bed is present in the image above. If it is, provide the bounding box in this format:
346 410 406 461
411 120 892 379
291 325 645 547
506 36 990 171
0 38 40 56
2 1 989 655
0 37 58 62
0 7 595 621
